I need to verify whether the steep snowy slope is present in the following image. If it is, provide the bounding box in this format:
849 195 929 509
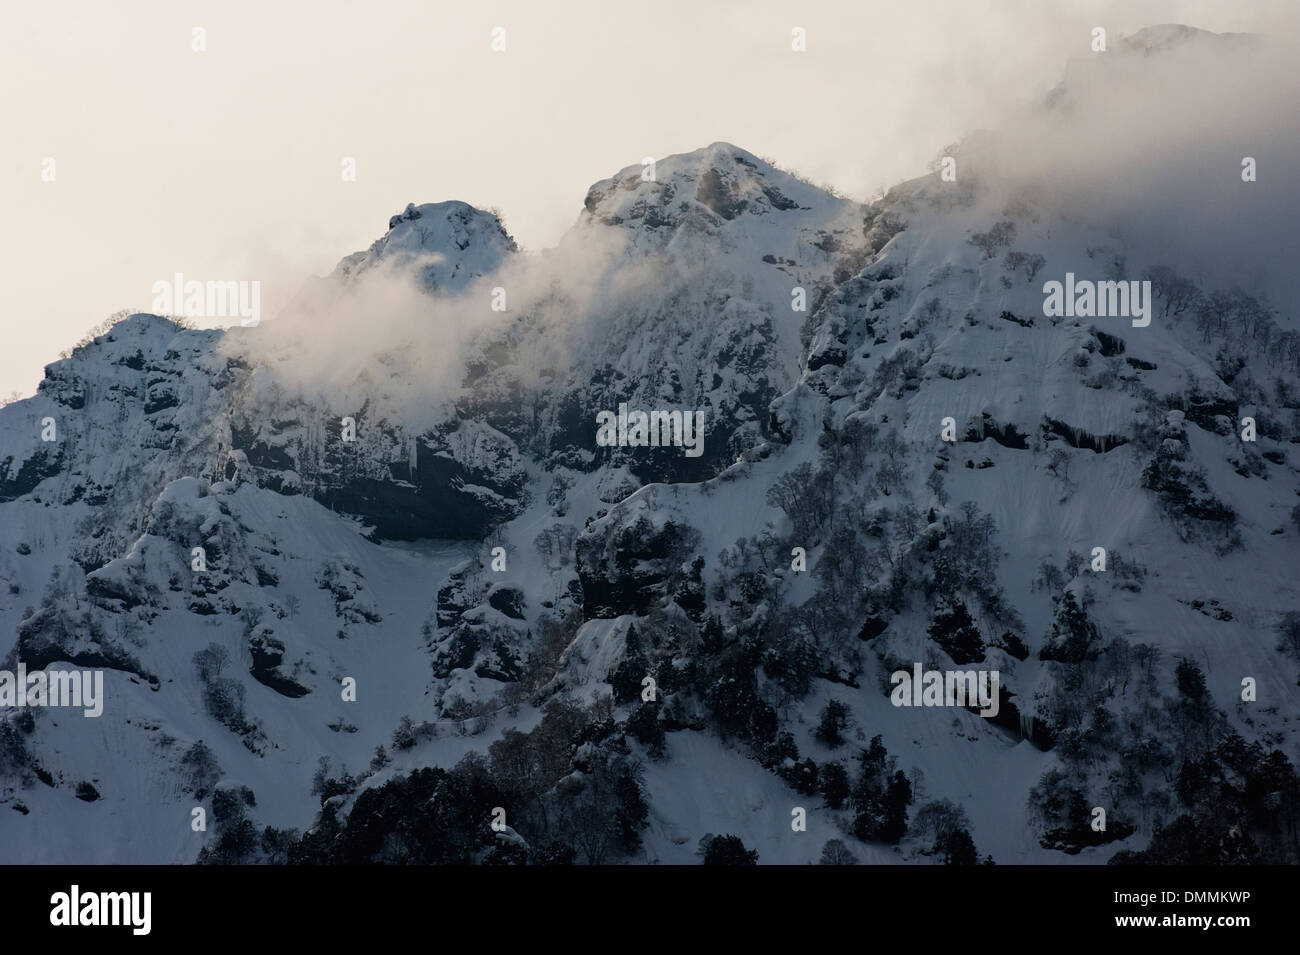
571 161 1300 861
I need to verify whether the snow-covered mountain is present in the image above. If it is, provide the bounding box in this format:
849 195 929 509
2 25 1298 865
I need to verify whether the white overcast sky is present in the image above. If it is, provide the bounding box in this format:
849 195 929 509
0 0 1291 398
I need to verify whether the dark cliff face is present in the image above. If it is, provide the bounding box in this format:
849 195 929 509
228 407 525 541
0 444 64 502
576 513 702 621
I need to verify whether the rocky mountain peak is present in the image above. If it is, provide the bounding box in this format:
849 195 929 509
329 200 518 294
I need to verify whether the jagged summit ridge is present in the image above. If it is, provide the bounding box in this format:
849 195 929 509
580 142 830 227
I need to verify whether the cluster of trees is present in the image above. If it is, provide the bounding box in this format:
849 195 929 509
179 740 220 799
815 700 850 747
700 833 758 865
656 431 1018 858
1147 266 1300 379
925 502 1019 628
818 838 858 865
211 697 651 865
700 630 781 746
766 462 836 545
772 731 987 860
1029 769 1133 854
1036 550 1146 598
529 376 1029 864
968 221 1016 260
482 699 648 865
849 736 912 844
1003 250 1046 284
534 522 578 571
583 590 962 860
1139 416 1240 549
1028 596 1147 851
0 710 36 790
1030 615 1300 864
195 785 263 864
1111 727 1300 864
764 421 914 554
927 599 986 665
912 798 986 864
1038 591 1102 665
193 643 262 750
